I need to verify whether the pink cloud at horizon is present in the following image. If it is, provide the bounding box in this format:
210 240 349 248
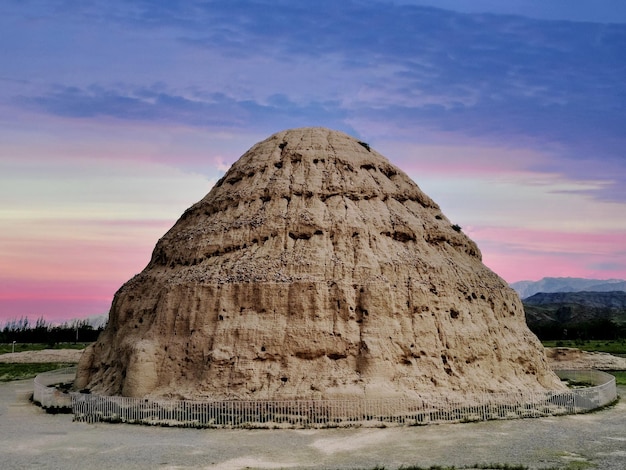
0 218 174 323
1 222 168 281
469 226 626 282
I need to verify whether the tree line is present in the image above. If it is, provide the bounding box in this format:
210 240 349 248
0 316 105 345
527 318 626 341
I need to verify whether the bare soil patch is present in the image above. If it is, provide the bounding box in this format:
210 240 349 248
0 349 84 364
546 347 626 370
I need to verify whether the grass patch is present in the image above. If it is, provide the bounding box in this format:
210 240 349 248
398 465 529 470
0 342 90 355
0 362 74 381
382 464 592 470
561 379 595 388
546 461 597 470
608 370 626 386
542 339 626 355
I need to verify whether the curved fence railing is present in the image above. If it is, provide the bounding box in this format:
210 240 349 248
33 368 617 428
32 367 76 409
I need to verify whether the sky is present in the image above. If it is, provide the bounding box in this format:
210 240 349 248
1 0 625 323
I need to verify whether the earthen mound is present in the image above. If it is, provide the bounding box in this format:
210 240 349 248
76 127 564 400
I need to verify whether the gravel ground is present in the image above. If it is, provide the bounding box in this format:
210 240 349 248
1 379 625 470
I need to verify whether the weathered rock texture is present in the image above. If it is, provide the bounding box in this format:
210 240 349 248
76 127 564 400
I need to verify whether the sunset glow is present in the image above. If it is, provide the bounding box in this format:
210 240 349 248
1 1 625 322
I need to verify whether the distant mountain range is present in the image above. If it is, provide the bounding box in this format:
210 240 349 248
510 277 626 299
510 278 626 340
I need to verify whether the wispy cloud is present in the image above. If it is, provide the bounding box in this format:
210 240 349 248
16 86 351 136
6 1 624 200
393 1 626 24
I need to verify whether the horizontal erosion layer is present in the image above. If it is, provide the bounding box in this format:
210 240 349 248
150 224 473 269
194 190 436 220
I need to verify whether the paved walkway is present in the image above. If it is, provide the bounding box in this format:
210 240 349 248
1 379 625 470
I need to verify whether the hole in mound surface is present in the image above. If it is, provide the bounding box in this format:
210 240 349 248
327 353 347 360
380 166 397 178
288 232 312 240
226 175 242 185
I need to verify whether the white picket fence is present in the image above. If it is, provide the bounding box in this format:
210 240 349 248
33 368 617 428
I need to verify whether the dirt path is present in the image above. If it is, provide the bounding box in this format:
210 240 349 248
546 347 626 370
1 379 625 470
0 349 84 363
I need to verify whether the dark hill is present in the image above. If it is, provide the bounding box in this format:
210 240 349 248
523 291 626 340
